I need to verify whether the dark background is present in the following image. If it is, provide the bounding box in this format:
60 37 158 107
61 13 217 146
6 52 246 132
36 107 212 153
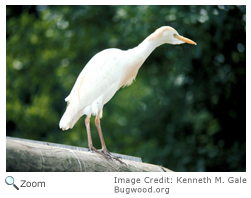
6 5 246 171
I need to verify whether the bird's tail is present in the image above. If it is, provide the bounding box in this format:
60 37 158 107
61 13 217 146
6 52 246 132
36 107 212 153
59 110 71 131
59 96 83 130
60 94 76 130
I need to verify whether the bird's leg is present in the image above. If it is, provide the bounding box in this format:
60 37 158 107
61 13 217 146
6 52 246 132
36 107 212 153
95 112 107 152
85 116 109 159
95 111 124 163
85 116 93 150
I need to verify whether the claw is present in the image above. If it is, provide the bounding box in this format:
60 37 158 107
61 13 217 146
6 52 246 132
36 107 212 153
89 146 112 160
101 148 126 164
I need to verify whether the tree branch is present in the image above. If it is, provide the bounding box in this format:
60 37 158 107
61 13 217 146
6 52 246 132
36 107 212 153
6 137 172 172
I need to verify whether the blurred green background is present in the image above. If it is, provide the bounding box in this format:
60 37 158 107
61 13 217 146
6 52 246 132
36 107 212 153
6 5 246 171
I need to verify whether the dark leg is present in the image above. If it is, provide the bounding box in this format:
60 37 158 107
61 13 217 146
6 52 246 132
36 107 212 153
85 116 109 159
95 111 124 163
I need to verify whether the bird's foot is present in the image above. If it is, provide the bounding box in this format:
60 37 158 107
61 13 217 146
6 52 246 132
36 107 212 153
101 148 125 164
88 146 112 160
88 146 125 164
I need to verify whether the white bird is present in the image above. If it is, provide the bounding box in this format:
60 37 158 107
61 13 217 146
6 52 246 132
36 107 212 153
59 26 196 160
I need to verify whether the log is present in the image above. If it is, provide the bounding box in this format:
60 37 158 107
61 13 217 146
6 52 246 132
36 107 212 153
6 137 172 172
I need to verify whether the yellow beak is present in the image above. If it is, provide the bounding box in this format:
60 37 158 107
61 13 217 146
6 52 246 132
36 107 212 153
176 35 197 45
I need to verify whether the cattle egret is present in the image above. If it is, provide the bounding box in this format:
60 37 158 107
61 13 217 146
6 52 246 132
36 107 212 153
59 26 196 160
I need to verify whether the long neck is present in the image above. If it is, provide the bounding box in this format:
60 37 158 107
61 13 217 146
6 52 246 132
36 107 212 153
130 32 166 63
118 31 165 88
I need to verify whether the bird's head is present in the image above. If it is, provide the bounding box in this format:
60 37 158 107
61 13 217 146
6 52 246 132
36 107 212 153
149 26 197 45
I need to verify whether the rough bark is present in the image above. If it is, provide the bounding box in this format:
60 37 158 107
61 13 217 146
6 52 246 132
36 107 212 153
6 137 172 172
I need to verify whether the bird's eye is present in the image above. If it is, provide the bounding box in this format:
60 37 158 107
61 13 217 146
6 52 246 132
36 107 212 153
173 33 178 38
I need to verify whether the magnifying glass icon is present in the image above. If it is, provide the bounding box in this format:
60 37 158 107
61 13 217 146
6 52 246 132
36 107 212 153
5 176 19 190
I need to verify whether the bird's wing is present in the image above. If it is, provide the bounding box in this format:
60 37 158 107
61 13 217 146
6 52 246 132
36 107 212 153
66 48 123 104
60 48 124 129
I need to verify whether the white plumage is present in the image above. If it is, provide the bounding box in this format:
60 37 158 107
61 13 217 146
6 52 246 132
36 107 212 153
59 26 196 160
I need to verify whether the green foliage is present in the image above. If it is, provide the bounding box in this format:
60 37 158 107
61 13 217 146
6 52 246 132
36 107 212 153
6 5 246 171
